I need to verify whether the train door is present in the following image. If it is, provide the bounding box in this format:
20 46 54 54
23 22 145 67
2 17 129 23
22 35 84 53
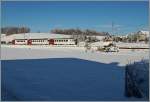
49 39 54 45
27 39 32 45
12 40 15 45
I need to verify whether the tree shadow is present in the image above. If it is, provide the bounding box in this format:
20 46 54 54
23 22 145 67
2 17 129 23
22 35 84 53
1 58 146 101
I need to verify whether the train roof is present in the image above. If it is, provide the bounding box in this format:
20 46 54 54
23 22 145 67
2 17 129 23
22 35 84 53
13 38 74 40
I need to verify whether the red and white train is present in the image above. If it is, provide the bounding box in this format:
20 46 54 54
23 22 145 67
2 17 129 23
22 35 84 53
12 38 77 45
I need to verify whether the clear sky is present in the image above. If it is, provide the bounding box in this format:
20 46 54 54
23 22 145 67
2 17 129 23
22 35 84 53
1 1 149 35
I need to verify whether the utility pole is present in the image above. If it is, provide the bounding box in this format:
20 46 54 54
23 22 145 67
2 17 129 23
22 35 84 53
112 21 114 35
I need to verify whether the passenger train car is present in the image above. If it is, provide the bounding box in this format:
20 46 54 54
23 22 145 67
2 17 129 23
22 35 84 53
12 38 76 45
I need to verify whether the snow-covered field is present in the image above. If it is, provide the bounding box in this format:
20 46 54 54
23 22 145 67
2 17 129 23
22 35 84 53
1 45 149 101
1 45 149 66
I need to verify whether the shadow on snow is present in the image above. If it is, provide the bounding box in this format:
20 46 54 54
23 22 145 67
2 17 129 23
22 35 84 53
1 58 145 101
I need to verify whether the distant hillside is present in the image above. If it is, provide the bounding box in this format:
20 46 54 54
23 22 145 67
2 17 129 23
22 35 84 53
51 28 110 36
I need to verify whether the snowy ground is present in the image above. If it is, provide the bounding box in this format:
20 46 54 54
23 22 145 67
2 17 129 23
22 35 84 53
1 58 148 101
1 45 149 101
1 45 149 66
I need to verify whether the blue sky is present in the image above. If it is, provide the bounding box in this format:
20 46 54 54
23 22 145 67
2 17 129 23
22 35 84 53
1 1 149 35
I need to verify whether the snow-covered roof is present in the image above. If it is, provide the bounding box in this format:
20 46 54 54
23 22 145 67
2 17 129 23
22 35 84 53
1 33 71 42
137 31 149 37
138 30 149 34
1 34 6 38
90 41 112 47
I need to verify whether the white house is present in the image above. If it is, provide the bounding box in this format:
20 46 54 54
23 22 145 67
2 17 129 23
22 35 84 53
137 30 149 37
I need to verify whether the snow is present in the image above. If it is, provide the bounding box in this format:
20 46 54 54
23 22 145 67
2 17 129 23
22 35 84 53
90 41 112 47
1 45 149 66
1 45 149 101
1 58 147 101
116 42 149 48
95 36 105 40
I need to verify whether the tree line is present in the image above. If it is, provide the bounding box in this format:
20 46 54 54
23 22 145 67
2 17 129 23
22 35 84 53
1 27 30 35
51 28 110 36
109 34 149 43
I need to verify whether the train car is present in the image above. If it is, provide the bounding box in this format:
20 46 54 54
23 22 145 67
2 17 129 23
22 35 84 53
12 39 28 45
12 38 76 45
52 38 76 45
28 39 49 45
